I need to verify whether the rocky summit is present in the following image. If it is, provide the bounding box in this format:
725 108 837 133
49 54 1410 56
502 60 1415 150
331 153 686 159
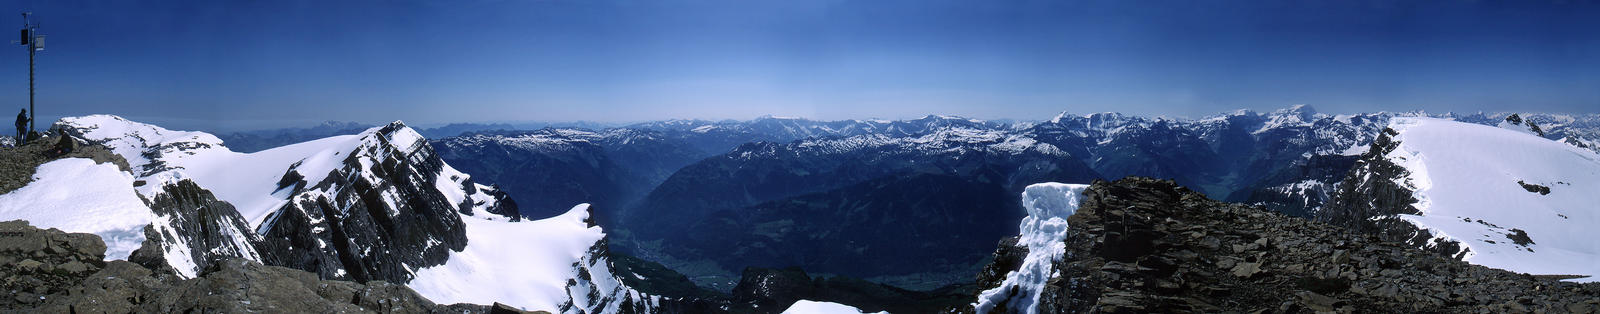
971 177 1600 313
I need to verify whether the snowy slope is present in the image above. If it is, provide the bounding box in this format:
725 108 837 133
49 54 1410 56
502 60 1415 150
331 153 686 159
0 158 153 260
780 300 888 314
974 183 1089 314
1382 117 1600 282
410 204 658 313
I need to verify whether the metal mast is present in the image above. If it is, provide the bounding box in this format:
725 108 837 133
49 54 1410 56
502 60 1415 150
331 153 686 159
18 12 41 135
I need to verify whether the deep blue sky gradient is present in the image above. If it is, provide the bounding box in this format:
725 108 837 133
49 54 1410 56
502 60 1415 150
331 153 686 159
2 0 1597 131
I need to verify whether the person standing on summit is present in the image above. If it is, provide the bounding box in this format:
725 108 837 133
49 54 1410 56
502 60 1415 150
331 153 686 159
14 109 28 144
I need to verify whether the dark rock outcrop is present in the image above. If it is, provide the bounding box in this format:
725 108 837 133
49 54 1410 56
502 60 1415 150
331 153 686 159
1517 180 1552 195
975 237 1028 290
256 122 472 284
129 179 266 278
1504 114 1547 137
0 220 108 310
731 267 817 311
970 177 1600 313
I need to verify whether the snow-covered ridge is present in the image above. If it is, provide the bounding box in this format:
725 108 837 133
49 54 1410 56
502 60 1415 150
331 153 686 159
440 129 602 153
56 115 229 194
975 183 1089 314
58 115 445 230
1380 117 1600 282
1038 112 1149 139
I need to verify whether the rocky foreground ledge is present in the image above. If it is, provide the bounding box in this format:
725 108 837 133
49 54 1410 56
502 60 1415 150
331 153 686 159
0 220 540 314
972 177 1600 313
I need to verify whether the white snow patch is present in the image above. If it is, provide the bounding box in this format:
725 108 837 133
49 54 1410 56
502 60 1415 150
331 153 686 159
435 164 468 209
0 158 155 261
975 183 1089 314
780 300 887 314
409 204 607 311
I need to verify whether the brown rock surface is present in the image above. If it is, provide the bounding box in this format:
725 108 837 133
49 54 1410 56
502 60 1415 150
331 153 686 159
970 177 1600 313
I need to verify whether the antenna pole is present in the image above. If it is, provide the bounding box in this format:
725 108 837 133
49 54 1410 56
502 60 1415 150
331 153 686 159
19 12 34 136
27 21 33 135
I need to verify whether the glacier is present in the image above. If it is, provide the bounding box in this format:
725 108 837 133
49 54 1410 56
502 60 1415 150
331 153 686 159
1381 117 1600 282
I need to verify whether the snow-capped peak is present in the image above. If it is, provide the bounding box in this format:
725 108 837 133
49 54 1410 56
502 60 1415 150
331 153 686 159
1278 104 1317 118
1048 111 1071 124
380 121 427 151
1253 104 1327 134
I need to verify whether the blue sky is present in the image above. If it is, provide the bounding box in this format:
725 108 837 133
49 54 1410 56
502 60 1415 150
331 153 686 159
2 0 1597 131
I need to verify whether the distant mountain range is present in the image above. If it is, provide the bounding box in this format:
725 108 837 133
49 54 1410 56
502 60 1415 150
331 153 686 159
424 106 1600 290
216 121 624 153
